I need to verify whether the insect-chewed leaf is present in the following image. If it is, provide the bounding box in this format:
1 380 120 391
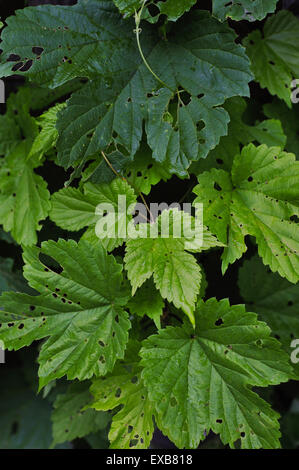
52 381 110 446
89 342 154 449
125 209 222 324
0 239 131 389
244 11 299 106
50 178 137 252
213 0 278 22
193 143 299 282
49 6 251 174
238 254 299 378
140 298 292 449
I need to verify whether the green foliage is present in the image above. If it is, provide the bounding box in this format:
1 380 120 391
125 209 222 325
140 298 291 449
238 254 299 377
89 342 154 449
213 0 278 21
244 11 299 106
52 381 110 446
0 239 131 389
193 144 299 282
0 0 297 451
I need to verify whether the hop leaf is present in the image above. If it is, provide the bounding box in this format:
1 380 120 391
50 178 137 252
140 298 292 449
125 209 222 324
238 254 299 377
52 381 110 446
213 0 278 22
193 144 299 282
52 7 251 174
0 141 51 246
0 239 131 388
244 11 299 106
192 97 286 175
127 279 164 329
89 342 154 449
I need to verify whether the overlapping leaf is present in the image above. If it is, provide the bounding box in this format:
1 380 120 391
52 6 251 174
89 342 154 449
28 103 66 161
192 96 286 175
50 178 137 251
213 0 278 22
114 0 196 22
264 99 299 155
244 11 299 106
125 209 223 324
127 279 164 328
193 144 299 282
0 141 51 246
140 298 292 449
0 239 131 388
238 254 299 377
52 381 110 446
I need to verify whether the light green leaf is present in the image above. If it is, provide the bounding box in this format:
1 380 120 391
113 0 196 22
28 103 66 161
50 178 137 251
125 209 221 324
0 239 131 388
123 145 171 195
89 342 154 449
52 381 110 446
213 0 278 22
140 298 292 449
244 11 299 106
193 144 299 282
0 141 51 246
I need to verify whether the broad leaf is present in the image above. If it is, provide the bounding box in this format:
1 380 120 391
114 0 196 22
0 239 131 388
54 7 251 174
140 298 292 449
193 144 299 282
244 11 299 106
52 381 110 446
